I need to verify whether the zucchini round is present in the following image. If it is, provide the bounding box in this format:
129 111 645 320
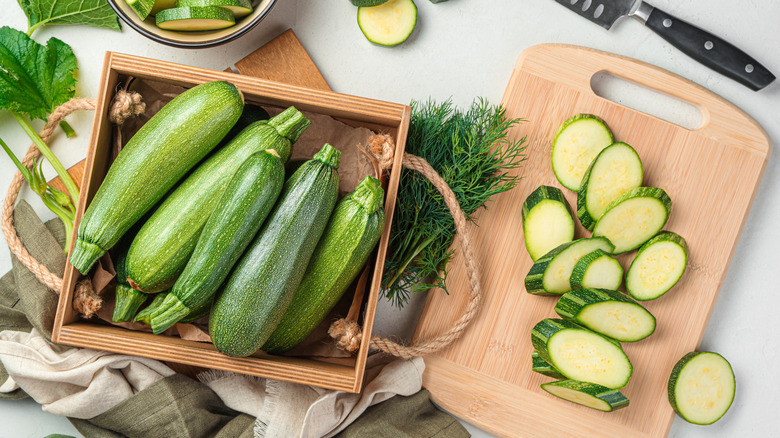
177 0 253 17
592 187 672 254
525 237 615 295
569 249 623 291
668 351 735 425
555 288 656 342
541 380 629 412
357 0 417 47
522 185 575 261
155 7 236 31
532 350 565 379
626 231 688 301
551 114 614 191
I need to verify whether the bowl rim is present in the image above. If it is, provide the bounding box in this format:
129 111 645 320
107 0 278 49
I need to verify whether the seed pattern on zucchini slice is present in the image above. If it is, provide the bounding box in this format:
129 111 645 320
555 288 656 342
569 249 623 291
522 185 575 261
525 237 615 295
357 0 417 47
592 187 672 254
542 380 629 412
668 352 735 425
551 114 614 191
532 350 565 379
626 231 688 301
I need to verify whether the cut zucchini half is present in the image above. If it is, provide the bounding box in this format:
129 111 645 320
592 187 672 254
555 288 656 342
532 350 565 379
178 0 253 18
551 114 614 191
150 0 177 15
577 142 643 230
668 351 735 425
126 0 155 19
522 185 575 261
525 237 615 295
155 6 235 31
350 0 389 5
541 380 629 412
357 0 417 47
626 231 688 301
532 318 632 389
569 249 623 291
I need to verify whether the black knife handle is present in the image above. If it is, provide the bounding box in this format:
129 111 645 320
645 7 775 91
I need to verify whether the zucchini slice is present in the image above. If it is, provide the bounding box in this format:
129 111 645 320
576 142 643 230
592 187 672 254
357 0 417 47
532 318 633 389
522 185 575 261
350 0 389 5
551 114 614 191
541 380 629 412
156 6 235 31
569 249 623 291
668 352 735 425
126 0 155 20
555 288 656 342
525 237 615 295
532 350 565 379
626 231 688 301
150 0 177 15
178 0 253 18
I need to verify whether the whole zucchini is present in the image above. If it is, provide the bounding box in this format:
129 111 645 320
148 150 285 334
262 175 385 354
125 107 310 293
210 143 341 357
112 226 149 323
70 81 244 274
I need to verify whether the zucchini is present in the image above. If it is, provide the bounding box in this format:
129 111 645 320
155 7 236 31
569 249 623 291
262 175 386 354
351 0 388 6
551 114 614 191
210 144 341 357
150 0 177 15
125 107 309 293
532 318 633 389
525 237 614 295
555 288 656 342
626 231 688 301
532 350 565 379
148 150 285 335
178 0 253 17
112 227 148 323
522 185 575 261
592 187 672 254
126 0 155 19
70 81 244 275
576 142 643 230
133 291 169 326
541 380 629 412
357 0 417 47
668 352 735 425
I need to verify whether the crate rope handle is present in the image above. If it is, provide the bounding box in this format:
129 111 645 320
329 135 483 359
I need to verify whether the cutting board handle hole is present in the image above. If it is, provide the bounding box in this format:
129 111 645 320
590 72 703 130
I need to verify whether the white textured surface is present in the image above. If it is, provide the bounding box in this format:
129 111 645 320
0 0 778 436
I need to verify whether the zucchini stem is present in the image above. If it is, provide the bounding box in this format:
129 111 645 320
113 285 148 322
59 121 76 138
148 294 191 334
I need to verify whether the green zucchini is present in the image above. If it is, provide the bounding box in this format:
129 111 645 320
592 187 672 254
178 0 253 17
351 0 388 6
532 318 632 389
569 249 623 291
148 150 285 334
210 144 341 357
532 350 565 379
555 288 656 342
576 142 643 230
180 297 213 323
155 7 236 31
126 0 155 19
357 0 418 47
112 228 148 323
133 291 169 326
626 231 688 301
262 175 386 354
541 380 629 412
551 114 614 191
70 81 244 275
522 185 575 261
126 107 309 293
668 351 735 425
525 237 614 295
150 0 176 14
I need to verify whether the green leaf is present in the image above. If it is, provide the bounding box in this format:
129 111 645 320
0 26 77 120
20 0 121 35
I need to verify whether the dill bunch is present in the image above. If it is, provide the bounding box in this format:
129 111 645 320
382 98 527 308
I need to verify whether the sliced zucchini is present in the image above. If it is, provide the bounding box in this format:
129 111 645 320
592 187 672 254
357 0 417 47
532 318 632 389
626 231 688 301
155 6 235 31
551 114 614 191
668 352 735 425
350 0 389 5
569 249 623 291
541 380 629 412
532 350 565 379
522 185 575 261
555 288 656 342
577 142 643 230
150 0 177 15
525 237 615 295
178 0 253 18
126 0 155 20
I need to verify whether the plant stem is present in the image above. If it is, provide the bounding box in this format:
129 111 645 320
0 136 34 183
13 113 80 206
59 121 76 138
40 193 74 251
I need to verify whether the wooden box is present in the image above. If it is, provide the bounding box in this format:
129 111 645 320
52 52 410 393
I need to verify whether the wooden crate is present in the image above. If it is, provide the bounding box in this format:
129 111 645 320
52 52 410 393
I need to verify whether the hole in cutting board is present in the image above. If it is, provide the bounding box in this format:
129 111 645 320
590 72 703 130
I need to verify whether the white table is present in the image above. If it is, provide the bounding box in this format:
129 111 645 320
1 1 778 436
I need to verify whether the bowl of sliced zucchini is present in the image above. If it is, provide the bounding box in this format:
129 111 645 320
108 0 277 48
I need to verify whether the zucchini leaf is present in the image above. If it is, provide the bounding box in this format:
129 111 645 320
0 26 77 120
16 0 121 36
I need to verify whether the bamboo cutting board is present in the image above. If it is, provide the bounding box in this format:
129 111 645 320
412 44 771 438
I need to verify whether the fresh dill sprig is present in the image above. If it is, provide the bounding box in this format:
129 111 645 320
382 98 527 308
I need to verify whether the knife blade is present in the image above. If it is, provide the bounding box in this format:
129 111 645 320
552 0 776 91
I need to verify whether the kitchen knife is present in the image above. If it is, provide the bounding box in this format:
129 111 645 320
553 0 776 91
